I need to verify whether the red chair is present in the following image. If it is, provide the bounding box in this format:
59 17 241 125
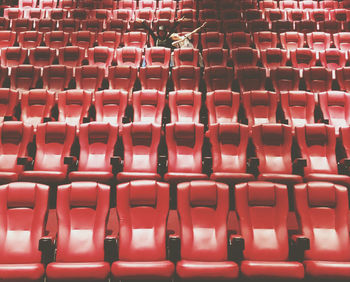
334 32 350 52
0 31 16 48
97 31 121 49
71 31 96 49
337 67 350 91
88 47 114 69
253 31 278 52
115 47 142 67
270 67 300 93
260 48 288 72
303 67 332 93
204 66 233 92
231 47 259 75
173 48 199 67
237 67 266 93
0 47 27 67
202 48 228 67
42 65 73 93
168 90 201 123
144 47 171 67
58 46 85 68
307 32 332 52
319 49 346 71
58 19 80 33
226 32 251 49
290 48 317 70
132 90 165 124
139 66 169 92
0 89 18 122
123 32 147 48
108 66 137 95
10 65 40 92
172 66 200 92
75 66 105 91
44 31 69 49
17 31 42 48
28 47 56 67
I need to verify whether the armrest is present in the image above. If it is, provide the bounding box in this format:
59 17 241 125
17 157 32 165
39 236 55 265
168 234 180 262
64 156 77 165
248 157 259 174
203 156 212 175
158 155 167 175
104 236 118 263
290 235 310 261
293 158 307 175
110 156 122 172
229 234 245 261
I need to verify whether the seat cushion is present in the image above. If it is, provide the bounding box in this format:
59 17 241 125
304 260 350 279
240 260 304 279
0 263 44 282
46 262 110 280
258 173 303 186
210 172 255 185
117 172 161 182
20 171 67 184
304 173 350 187
164 173 209 184
0 172 19 184
111 261 174 279
69 171 115 184
176 260 239 280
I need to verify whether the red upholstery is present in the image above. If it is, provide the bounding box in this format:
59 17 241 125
334 32 350 52
253 31 278 51
42 65 73 93
20 122 76 184
164 123 208 184
294 182 350 279
0 122 33 184
280 91 315 129
69 122 118 183
144 47 171 67
204 66 233 92
0 89 18 123
319 49 346 70
260 48 288 72
94 90 128 125
237 67 266 93
336 67 350 92
81 19 103 33
112 180 174 279
115 47 142 67
88 46 114 68
176 181 239 280
46 182 110 282
231 47 259 74
168 90 201 123
0 31 16 48
117 123 161 182
28 47 56 67
226 32 251 49
303 67 332 93
252 124 303 185
17 31 42 49
47 9 68 20
75 66 105 91
44 31 70 49
10 65 40 92
71 31 95 49
208 123 255 185
139 66 169 92
173 48 199 67
158 0 176 9
307 32 331 52
123 32 147 48
132 90 165 124
201 32 224 49
290 48 317 69
172 66 200 92
0 47 27 67
97 31 121 49
202 48 228 67
280 32 305 52
58 46 85 67
295 124 350 186
235 182 304 279
21 89 55 129
0 182 49 282
309 9 330 22
270 66 300 93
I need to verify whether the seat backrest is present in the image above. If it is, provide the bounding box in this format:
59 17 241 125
252 124 293 174
235 181 290 261
0 182 49 263
270 66 300 93
55 182 109 262
172 66 200 92
95 90 128 125
117 180 169 260
208 123 249 174
177 180 229 261
77 122 118 172
204 66 233 92
0 89 19 122
202 48 228 67
71 31 95 49
58 46 85 67
168 90 201 123
42 65 73 92
75 66 105 92
1 47 27 67
139 66 169 92
115 47 142 67
231 47 259 70
294 182 350 261
34 122 75 172
173 48 199 67
108 66 137 94
295 124 338 174
123 31 147 48
166 122 204 174
0 122 33 174
132 90 165 124
237 67 266 92
11 65 40 91
145 47 171 67
121 122 161 174
280 31 305 51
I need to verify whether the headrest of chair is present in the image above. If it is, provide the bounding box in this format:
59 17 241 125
87 122 110 144
131 122 152 145
288 92 307 106
1 122 23 144
144 66 163 79
218 123 241 145
139 90 159 106
44 122 68 144
307 182 336 208
173 123 196 146
247 182 277 206
213 90 233 106
101 90 122 105
69 182 98 208
27 90 47 106
80 66 99 78
175 91 194 105
65 90 85 105
250 91 270 106
326 91 346 107
129 180 157 207
305 125 328 146
179 49 194 61
189 181 217 208
260 124 286 146
6 182 42 208
0 89 10 103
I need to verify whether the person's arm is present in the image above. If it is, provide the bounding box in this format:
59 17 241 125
170 16 185 34
137 19 157 42
171 22 207 47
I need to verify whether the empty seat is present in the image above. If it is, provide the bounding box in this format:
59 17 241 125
231 47 258 75
75 66 105 92
260 0 278 10
204 66 233 92
139 66 169 92
44 31 69 49
178 0 195 9
309 9 330 22
21 89 55 129
290 48 317 70
202 48 228 67
46 182 111 281
17 31 42 48
307 32 332 52
265 9 286 24
319 49 346 71
57 90 92 127
294 182 350 279
303 67 332 93
334 32 350 52
242 90 278 127
172 66 200 92
168 90 201 123
117 123 162 182
24 8 45 19
279 0 298 9
235 182 304 279
271 20 294 34
112 9 133 21
58 46 85 68
36 19 57 33
252 124 303 185
207 123 255 185
71 31 96 49
177 8 196 20
106 19 127 33
42 65 73 93
123 32 147 49
4 8 23 19
158 0 176 9
295 124 350 186
132 90 165 124
47 8 68 20
108 66 137 95
319 20 341 35
0 182 49 281
280 32 305 52
0 47 27 67
94 90 128 125
144 47 171 67
12 19 34 34
156 8 175 21
28 47 56 67
81 19 103 33
0 89 18 122
253 31 278 52
87 46 114 69
0 31 16 48
58 0 76 8
10 65 40 92
115 47 142 67
58 19 80 32
222 20 246 34
97 31 121 49
39 0 57 8
248 19 269 33
119 0 136 10
176 180 239 279
260 48 288 72
226 32 251 49
173 48 199 67
201 32 224 49
337 67 350 91
237 67 266 93
20 122 76 184
69 8 88 20
286 9 308 22
319 91 350 135
296 20 317 34
164 123 208 184
0 18 10 31
270 66 300 93
280 91 315 128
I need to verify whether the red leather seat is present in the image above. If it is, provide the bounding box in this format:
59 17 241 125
0 18 10 31
202 48 228 67
0 89 18 122
0 182 49 282
242 90 278 127
12 20 34 34
295 124 350 186
252 124 303 185
172 66 200 91
115 47 142 67
307 32 332 52
0 47 27 67
303 67 332 93
330 9 349 22
88 46 114 68
134 8 155 22
20 122 76 185
10 65 40 92
112 10 132 21
280 91 315 129
226 32 251 49
36 19 57 33
46 182 110 282
279 0 298 9
117 123 162 182
132 90 165 124
296 20 317 34
97 31 121 49
320 0 339 9
334 32 350 52
42 65 73 93
259 0 277 10
28 47 56 67
106 19 127 33
260 48 287 73
178 0 195 9
17 31 42 48
139 66 169 92
75 65 105 91
123 32 147 48
164 123 208 184
319 49 346 71
108 66 137 95
176 180 239 280
0 122 33 184
4 8 23 19
24 8 45 19
290 48 317 70
47 9 68 20
21 89 55 129
201 32 224 49
208 123 255 185
0 31 16 48
177 8 196 20
156 8 175 21
173 48 199 67
337 67 350 91
81 19 103 33
112 180 174 280
280 32 305 52
271 20 293 34
237 67 266 93
319 20 341 35
231 47 259 75
94 90 128 125
309 9 330 22
44 31 70 49
144 47 171 67
39 0 57 9
139 0 156 9
253 31 278 52
204 66 233 92
248 19 269 33
168 90 201 123
69 122 118 183
235 182 305 279
119 0 136 10
294 182 350 279
158 0 176 9
71 31 96 49
270 66 300 93
265 9 286 24
319 91 350 136
57 19 80 33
